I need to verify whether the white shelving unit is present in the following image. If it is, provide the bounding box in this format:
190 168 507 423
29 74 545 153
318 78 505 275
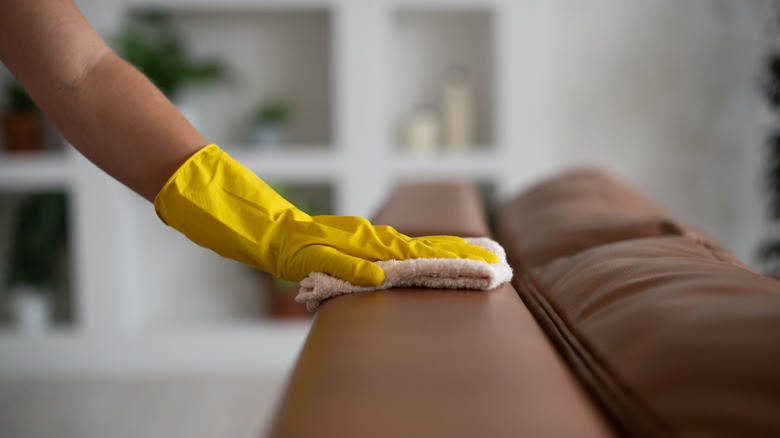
0 151 74 190
0 0 556 375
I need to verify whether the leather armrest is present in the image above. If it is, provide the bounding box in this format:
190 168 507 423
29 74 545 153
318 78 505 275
266 182 615 438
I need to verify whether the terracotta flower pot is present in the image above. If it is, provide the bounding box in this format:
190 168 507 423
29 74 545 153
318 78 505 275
2 111 42 152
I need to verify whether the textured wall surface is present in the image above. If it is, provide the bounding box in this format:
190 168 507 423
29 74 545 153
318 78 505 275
550 0 772 266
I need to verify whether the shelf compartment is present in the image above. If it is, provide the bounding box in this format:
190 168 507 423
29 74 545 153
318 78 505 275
122 8 334 147
0 151 73 190
0 320 311 374
388 147 499 181
125 0 332 11
392 8 495 152
0 190 74 331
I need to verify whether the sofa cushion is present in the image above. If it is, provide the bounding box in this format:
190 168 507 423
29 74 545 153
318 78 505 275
516 236 780 437
496 169 704 270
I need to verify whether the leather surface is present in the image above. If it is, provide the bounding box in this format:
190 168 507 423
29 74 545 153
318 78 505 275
496 170 780 437
495 169 712 270
371 182 489 238
268 285 616 438
521 236 780 437
267 182 616 438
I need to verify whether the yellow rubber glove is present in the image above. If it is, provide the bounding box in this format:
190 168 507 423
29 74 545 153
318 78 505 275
155 144 499 287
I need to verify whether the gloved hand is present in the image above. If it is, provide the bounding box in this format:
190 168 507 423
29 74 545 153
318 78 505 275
155 144 499 287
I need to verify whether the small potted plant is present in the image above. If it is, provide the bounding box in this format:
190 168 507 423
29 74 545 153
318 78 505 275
3 193 68 331
1 79 42 152
251 99 292 150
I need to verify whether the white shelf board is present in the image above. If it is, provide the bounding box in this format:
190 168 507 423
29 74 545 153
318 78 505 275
0 151 73 191
124 0 503 10
392 0 500 10
0 319 312 376
124 0 333 12
388 146 499 181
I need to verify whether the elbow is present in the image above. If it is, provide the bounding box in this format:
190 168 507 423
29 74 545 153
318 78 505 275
59 46 113 92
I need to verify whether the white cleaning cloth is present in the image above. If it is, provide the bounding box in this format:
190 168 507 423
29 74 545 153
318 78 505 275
296 237 513 312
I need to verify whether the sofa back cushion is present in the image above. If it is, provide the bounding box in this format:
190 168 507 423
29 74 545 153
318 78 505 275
515 236 780 436
495 169 745 271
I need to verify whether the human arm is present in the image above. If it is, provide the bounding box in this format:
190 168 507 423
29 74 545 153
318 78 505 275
0 0 203 201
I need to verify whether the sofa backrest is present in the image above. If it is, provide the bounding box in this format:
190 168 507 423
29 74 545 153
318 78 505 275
494 169 747 271
497 169 780 437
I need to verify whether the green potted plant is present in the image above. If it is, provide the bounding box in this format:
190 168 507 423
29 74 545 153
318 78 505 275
4 193 68 331
114 10 227 104
251 99 292 150
1 78 43 152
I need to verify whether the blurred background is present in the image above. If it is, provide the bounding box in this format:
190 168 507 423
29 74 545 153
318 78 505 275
0 0 775 436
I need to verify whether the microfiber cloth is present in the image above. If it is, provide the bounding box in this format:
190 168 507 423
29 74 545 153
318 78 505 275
296 237 513 312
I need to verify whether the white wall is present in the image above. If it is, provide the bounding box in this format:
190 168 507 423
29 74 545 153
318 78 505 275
548 0 772 266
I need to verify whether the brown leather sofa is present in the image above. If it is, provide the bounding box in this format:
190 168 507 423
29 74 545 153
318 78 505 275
267 170 780 438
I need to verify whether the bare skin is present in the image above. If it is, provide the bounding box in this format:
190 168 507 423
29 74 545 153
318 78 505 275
0 0 207 201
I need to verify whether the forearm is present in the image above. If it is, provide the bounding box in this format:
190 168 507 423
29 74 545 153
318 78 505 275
40 52 207 201
0 0 205 201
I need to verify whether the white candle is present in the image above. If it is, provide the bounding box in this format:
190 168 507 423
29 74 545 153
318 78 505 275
442 66 473 151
